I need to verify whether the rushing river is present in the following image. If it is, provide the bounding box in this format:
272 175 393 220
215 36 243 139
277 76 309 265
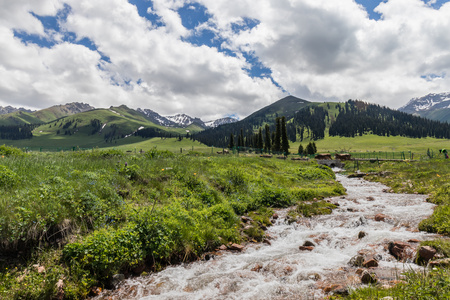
95 173 438 300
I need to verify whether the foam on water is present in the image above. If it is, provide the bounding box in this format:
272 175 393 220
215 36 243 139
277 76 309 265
95 173 438 300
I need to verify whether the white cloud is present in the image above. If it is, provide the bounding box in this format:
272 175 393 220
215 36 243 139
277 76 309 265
1 0 450 120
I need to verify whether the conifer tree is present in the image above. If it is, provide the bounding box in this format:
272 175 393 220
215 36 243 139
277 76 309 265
264 124 271 153
228 133 235 149
257 127 264 150
281 116 290 155
298 144 304 156
273 117 281 152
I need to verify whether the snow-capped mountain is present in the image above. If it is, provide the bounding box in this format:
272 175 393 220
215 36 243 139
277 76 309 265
204 117 238 128
137 108 238 129
165 114 207 128
0 106 34 115
399 92 450 122
137 108 178 127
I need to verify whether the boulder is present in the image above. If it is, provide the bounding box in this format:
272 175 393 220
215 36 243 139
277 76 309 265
361 270 377 284
241 216 252 223
388 241 415 261
358 231 367 239
218 245 228 251
299 246 315 251
272 213 279 220
303 240 316 247
349 255 364 267
228 243 245 251
263 239 272 246
408 239 420 243
418 246 436 262
367 196 375 201
363 258 379 268
428 258 450 268
375 214 387 221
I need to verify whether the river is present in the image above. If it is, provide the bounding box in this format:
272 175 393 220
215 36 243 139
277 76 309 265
95 172 438 299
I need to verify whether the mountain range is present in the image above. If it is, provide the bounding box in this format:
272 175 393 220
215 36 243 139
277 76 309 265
1 93 449 148
399 92 450 123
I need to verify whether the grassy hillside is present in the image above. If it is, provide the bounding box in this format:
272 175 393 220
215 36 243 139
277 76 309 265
0 111 43 126
2 106 204 149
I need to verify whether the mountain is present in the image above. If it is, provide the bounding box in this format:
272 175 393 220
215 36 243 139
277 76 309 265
192 95 311 147
0 106 34 115
165 114 207 129
0 102 95 126
204 117 238 128
137 108 178 127
399 93 450 122
32 102 95 123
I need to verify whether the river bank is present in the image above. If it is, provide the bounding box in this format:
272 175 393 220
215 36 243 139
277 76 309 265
94 172 439 299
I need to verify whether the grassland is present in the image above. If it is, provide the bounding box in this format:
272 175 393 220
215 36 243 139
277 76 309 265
0 145 344 299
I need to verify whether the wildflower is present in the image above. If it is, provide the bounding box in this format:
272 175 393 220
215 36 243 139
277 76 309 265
437 174 441 177
161 169 164 171
125 162 128 167
194 173 197 175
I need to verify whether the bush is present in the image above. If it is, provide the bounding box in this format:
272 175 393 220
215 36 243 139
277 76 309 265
0 144 25 157
297 166 335 180
63 224 144 281
0 165 20 189
257 187 292 208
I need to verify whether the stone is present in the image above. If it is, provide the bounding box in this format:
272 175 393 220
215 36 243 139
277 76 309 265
363 258 379 268
303 240 315 247
228 243 245 251
358 231 367 239
263 239 272 246
349 255 365 267
367 196 375 201
299 246 314 251
418 246 436 262
355 268 365 275
218 245 227 251
361 270 377 284
388 241 414 261
375 214 387 221
323 284 343 294
131 263 146 275
240 216 252 223
272 213 279 220
428 258 450 268
251 264 263 272
408 239 420 243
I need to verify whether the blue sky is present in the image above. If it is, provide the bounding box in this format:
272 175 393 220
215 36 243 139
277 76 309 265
1 0 450 120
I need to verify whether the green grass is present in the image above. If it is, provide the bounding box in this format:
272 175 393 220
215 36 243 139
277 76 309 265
0 145 345 299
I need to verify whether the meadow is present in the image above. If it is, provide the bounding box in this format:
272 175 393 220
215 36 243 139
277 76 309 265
0 145 344 299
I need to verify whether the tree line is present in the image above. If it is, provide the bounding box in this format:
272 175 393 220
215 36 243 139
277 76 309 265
0 125 33 140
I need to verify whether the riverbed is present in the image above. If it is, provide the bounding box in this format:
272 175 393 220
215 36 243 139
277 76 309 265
95 173 437 299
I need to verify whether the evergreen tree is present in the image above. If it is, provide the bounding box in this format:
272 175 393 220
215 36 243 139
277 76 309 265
312 142 317 154
273 117 281 152
264 124 271 153
228 133 235 149
298 144 304 155
257 127 264 151
281 116 290 155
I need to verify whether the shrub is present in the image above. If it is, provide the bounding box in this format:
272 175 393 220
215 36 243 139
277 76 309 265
297 166 335 180
0 165 20 189
63 224 144 281
0 144 25 157
257 187 292 208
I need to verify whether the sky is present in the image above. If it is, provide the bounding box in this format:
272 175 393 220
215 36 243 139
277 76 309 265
1 0 450 121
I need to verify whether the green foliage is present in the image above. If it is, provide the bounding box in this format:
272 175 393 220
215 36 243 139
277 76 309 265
295 200 336 217
419 204 450 235
0 165 20 189
257 187 292 208
348 268 450 299
63 224 144 281
0 144 25 156
297 165 334 180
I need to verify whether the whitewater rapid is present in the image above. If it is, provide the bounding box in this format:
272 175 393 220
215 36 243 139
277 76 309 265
95 173 437 300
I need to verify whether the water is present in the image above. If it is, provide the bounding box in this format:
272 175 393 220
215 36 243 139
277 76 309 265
96 173 438 299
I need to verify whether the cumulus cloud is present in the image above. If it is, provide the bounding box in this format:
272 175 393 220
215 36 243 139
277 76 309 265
1 0 450 119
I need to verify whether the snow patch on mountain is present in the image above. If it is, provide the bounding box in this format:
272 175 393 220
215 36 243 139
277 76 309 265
400 92 450 113
204 117 238 128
